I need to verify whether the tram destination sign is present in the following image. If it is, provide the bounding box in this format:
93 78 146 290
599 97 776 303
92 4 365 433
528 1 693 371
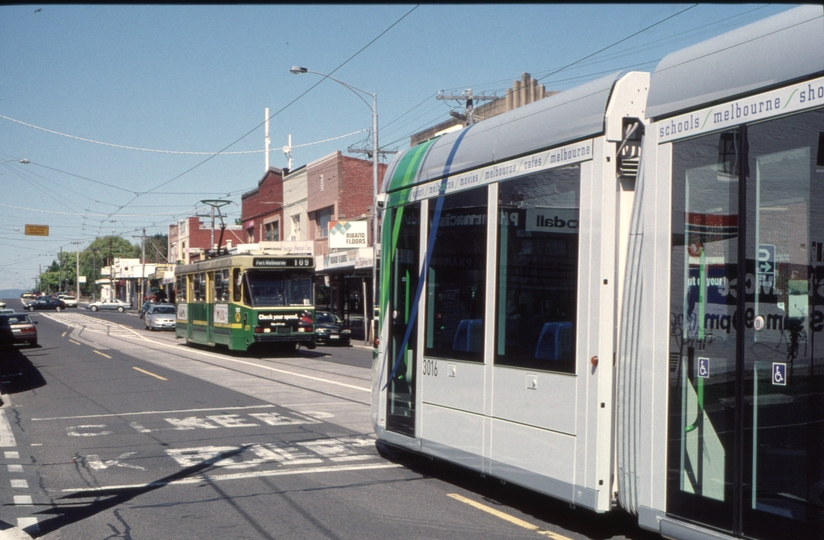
252 257 314 268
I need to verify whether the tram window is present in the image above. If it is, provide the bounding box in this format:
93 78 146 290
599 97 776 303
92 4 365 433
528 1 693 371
232 268 241 302
193 272 206 302
424 187 487 362
176 276 185 302
214 269 229 302
494 167 580 373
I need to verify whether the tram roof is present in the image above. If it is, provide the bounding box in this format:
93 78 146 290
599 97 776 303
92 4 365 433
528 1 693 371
646 4 824 120
382 71 622 193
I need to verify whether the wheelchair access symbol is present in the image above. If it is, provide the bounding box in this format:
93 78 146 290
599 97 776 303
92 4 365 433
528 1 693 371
772 363 787 386
698 357 710 379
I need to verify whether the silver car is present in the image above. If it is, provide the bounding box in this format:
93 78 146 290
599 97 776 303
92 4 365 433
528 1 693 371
87 299 130 312
144 304 176 331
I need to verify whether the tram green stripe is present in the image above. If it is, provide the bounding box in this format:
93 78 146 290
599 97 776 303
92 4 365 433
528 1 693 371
388 137 437 192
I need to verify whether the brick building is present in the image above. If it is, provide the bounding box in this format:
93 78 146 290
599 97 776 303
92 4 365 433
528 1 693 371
236 152 385 333
241 167 285 242
168 216 245 266
305 151 386 320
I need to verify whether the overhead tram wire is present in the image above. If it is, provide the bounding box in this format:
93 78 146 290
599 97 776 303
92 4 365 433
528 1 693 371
74 5 423 234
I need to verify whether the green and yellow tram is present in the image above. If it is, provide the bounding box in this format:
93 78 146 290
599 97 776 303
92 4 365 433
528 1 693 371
174 250 316 351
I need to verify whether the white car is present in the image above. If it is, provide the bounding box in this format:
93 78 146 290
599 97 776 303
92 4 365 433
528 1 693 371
58 295 78 308
144 304 176 331
87 299 130 312
0 300 6 308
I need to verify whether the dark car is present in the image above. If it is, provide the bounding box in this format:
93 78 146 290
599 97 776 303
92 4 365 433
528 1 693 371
27 296 65 312
0 313 38 348
314 311 351 346
139 301 155 319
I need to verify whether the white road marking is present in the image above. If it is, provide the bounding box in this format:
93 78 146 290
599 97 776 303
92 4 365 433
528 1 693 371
11 479 28 488
5 451 19 459
13 495 32 505
8 464 23 473
17 517 39 533
87 452 145 470
0 409 17 447
32 403 277 422
60 462 402 494
66 425 112 437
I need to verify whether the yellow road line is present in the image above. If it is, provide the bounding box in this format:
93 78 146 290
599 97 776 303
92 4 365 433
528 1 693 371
93 350 112 359
68 339 81 345
133 367 167 381
447 493 572 539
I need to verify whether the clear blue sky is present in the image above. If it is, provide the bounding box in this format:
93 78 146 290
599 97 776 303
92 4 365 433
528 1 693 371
0 4 797 292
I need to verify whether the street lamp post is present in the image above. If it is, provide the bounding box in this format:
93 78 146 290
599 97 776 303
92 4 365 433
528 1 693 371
289 66 379 345
92 249 99 302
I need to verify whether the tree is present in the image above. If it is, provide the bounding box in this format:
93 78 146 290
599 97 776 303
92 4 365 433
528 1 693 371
38 236 140 297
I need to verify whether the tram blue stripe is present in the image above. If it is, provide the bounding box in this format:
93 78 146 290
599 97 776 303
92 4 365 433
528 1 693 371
385 126 473 389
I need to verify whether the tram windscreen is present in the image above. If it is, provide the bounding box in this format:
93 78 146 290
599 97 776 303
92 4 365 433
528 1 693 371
244 270 313 307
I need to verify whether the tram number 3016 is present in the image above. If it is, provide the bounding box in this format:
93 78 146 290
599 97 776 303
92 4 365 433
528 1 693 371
422 359 438 377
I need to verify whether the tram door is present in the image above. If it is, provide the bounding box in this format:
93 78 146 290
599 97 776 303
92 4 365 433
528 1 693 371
385 203 420 437
669 111 824 539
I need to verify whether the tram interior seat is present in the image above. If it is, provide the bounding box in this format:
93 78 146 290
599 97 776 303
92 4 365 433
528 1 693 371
535 321 573 361
453 319 483 352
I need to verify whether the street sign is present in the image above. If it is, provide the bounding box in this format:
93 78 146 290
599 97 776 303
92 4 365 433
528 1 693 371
758 243 775 287
698 357 710 379
24 224 49 236
772 362 787 386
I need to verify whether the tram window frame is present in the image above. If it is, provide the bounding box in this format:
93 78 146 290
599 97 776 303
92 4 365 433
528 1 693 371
193 272 206 303
214 269 229 302
423 186 488 362
232 268 241 303
176 276 185 302
494 166 580 374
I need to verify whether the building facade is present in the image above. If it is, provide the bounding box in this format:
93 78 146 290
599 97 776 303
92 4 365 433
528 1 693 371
168 216 246 266
236 152 385 338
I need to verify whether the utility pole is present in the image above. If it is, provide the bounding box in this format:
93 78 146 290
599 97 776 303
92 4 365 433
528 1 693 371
72 241 81 300
437 89 497 125
92 249 98 302
59 246 63 292
109 237 114 301
142 229 146 302
133 230 147 301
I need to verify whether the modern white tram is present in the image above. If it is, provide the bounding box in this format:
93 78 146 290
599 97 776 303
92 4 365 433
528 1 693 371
372 5 824 540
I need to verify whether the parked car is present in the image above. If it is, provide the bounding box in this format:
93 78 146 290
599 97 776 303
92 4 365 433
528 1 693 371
87 299 130 312
0 313 38 348
144 304 176 331
138 301 155 319
27 296 66 312
314 311 351 346
58 295 78 308
0 300 6 308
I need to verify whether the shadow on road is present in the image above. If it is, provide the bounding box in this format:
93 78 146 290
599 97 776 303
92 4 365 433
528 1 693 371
28 447 253 538
0 345 47 401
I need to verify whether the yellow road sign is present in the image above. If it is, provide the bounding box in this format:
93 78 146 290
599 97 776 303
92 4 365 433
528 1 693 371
24 224 49 236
